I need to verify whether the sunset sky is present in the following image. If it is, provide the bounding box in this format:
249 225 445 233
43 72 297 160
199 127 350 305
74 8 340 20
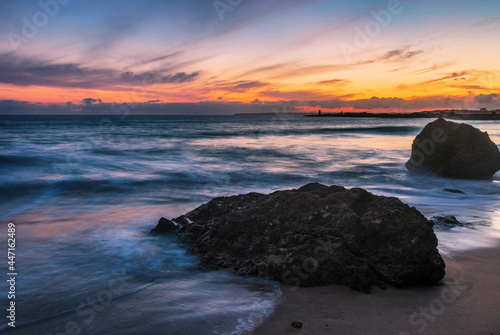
0 0 499 114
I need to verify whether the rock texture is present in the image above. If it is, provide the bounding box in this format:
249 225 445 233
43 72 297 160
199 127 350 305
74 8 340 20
406 118 500 180
161 183 445 292
149 217 177 236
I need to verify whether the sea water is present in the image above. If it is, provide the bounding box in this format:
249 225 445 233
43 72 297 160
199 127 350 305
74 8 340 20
0 115 499 334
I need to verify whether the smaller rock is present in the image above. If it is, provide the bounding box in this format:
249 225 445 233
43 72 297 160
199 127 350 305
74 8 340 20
291 322 303 329
150 217 177 236
444 188 465 194
432 216 461 227
406 118 500 180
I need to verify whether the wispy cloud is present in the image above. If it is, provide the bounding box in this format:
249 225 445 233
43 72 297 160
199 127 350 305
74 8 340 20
317 79 351 86
378 48 424 62
260 89 336 101
410 62 456 75
419 71 469 85
472 16 500 27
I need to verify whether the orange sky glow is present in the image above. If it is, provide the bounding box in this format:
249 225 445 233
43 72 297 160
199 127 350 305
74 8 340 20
1 0 499 114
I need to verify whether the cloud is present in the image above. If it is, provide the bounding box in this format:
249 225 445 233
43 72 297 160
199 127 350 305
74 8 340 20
233 81 267 90
120 71 200 84
238 63 291 78
378 48 424 62
81 98 102 105
297 96 478 111
0 53 113 88
139 52 185 66
418 71 469 85
474 93 500 106
317 79 351 86
0 99 297 115
185 0 325 40
210 80 269 93
0 53 201 89
411 62 456 75
3 93 500 116
472 16 500 28
260 89 335 101
451 85 491 90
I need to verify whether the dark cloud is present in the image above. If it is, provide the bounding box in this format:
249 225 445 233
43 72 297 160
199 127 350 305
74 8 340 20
121 71 200 84
300 96 476 111
0 53 114 88
0 53 201 89
0 99 298 115
3 93 500 116
0 100 76 114
81 98 102 105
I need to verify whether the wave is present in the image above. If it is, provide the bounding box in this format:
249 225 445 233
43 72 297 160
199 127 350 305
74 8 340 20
90 125 422 140
193 126 421 138
0 154 57 167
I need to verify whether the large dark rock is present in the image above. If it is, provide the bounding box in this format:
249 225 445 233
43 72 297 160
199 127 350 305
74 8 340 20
406 118 500 179
167 183 445 292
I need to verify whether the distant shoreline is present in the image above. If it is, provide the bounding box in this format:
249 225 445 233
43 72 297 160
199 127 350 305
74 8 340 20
304 110 499 120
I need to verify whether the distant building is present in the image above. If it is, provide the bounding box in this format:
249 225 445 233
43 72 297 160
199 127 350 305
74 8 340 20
480 108 487 112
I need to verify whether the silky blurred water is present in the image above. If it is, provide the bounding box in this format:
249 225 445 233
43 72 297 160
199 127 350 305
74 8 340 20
0 114 499 334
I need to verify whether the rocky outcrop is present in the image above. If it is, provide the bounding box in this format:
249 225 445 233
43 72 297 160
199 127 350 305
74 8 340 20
162 183 445 292
406 118 500 180
150 217 177 236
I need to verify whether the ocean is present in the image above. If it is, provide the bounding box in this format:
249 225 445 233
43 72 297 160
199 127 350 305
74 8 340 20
1 114 499 335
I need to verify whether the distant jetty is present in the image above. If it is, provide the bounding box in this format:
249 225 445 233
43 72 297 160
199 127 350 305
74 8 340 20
305 110 499 120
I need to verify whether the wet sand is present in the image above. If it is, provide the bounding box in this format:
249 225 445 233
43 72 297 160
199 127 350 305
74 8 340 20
254 245 500 335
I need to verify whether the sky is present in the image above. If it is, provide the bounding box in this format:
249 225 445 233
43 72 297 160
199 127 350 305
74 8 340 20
0 0 499 114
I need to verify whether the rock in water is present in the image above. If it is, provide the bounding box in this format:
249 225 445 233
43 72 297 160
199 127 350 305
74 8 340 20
406 118 500 179
432 216 462 228
170 183 445 292
150 217 177 235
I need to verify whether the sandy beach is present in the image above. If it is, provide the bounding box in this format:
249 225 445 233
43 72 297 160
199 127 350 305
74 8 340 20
255 243 500 335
